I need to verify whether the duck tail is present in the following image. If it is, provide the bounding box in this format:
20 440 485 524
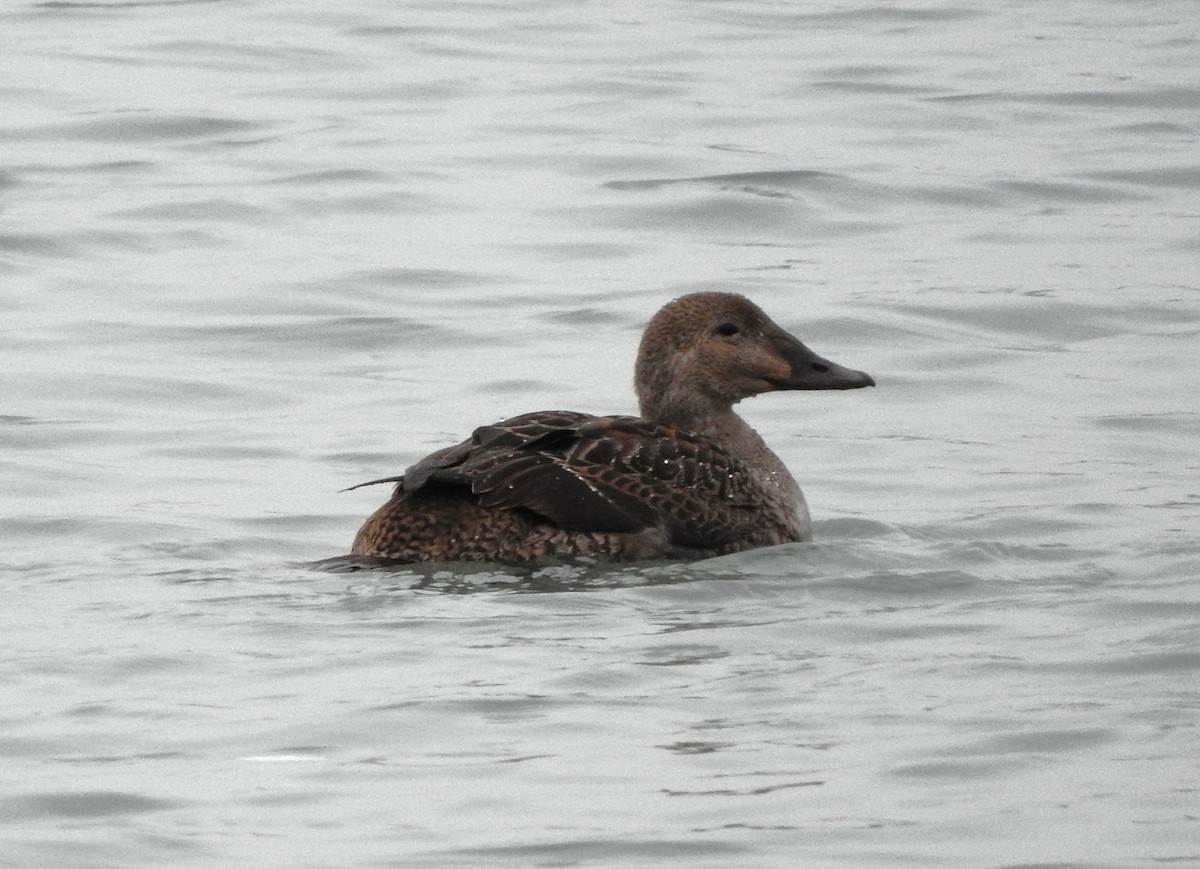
340 474 405 493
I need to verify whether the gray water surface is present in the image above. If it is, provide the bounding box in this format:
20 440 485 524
2 1 1198 867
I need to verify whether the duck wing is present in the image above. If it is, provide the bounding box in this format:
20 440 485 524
402 410 762 548
341 411 593 494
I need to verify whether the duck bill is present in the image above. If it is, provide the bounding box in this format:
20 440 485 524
774 335 875 390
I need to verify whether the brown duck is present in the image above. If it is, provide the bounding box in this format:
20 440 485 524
350 292 874 563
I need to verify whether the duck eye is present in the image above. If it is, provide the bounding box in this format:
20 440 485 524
715 322 740 337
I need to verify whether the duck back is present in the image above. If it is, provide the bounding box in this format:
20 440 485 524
351 410 804 562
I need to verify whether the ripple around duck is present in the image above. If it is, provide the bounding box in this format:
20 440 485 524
992 179 1148 204
1081 166 1200 189
1107 121 1195 137
934 86 1200 110
313 503 1117 595
0 232 75 257
418 838 750 866
472 378 555 395
603 170 900 212
79 314 462 359
37 0 231 8
948 728 1115 756
812 79 946 97
592 196 891 240
1089 411 1200 435
707 5 982 27
605 169 839 193
1084 651 1200 676
314 535 996 598
352 267 503 290
1018 86 1200 109
186 315 462 354
110 197 279 222
18 113 264 143
0 790 180 821
263 168 393 186
871 299 1129 345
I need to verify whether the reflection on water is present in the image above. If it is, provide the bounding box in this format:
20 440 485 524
2 0 1198 866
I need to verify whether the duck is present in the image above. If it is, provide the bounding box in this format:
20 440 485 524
349 291 874 563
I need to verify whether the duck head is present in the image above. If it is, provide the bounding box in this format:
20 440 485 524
635 292 874 425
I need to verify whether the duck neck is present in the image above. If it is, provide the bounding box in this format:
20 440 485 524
665 405 757 454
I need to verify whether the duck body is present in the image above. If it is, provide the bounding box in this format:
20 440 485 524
352 410 806 562
350 292 874 563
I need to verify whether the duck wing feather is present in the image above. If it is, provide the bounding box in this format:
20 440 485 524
400 410 764 548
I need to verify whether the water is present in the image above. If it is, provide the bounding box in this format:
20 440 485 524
2 0 1198 866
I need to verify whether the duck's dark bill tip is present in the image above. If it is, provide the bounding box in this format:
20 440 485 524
847 370 876 389
779 361 875 391
776 338 874 391
815 369 874 390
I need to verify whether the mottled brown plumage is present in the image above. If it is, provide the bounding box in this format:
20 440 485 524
350 292 874 563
